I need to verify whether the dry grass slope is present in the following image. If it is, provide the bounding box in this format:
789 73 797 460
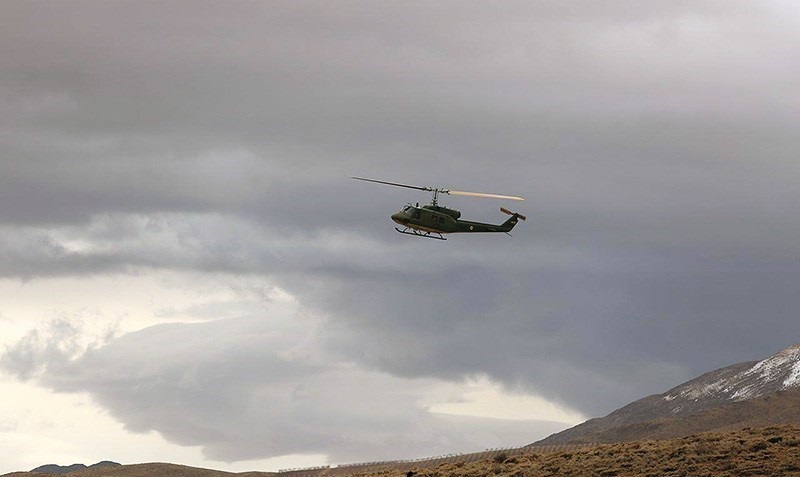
339 426 800 477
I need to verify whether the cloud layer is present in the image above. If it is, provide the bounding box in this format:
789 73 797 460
1 303 570 462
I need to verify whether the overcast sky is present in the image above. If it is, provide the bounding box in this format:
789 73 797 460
3 0 800 473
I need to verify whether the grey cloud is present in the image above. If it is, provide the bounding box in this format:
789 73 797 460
3 200 800 416
1 318 96 381
6 315 568 462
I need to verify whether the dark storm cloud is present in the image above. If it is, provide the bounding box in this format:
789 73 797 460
3 0 800 459
4 0 795 226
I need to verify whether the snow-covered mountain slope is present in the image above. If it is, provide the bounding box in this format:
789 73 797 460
533 344 800 446
665 344 800 407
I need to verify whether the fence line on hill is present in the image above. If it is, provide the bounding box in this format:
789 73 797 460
275 443 600 477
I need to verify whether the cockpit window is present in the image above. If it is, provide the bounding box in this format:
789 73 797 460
402 205 413 213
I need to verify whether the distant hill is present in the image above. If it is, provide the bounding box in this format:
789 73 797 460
29 466 86 475
30 462 121 475
30 463 273 477
533 344 800 446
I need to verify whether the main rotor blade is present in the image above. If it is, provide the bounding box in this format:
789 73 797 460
351 177 431 192
447 190 524 201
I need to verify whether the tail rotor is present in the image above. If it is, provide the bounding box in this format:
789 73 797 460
500 207 526 221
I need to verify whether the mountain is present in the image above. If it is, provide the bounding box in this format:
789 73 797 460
534 344 800 446
30 462 121 474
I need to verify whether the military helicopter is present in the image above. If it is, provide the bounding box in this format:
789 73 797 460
352 177 526 240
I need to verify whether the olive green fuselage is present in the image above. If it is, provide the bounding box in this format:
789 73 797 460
391 204 518 234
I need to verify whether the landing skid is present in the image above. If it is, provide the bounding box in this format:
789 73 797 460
395 227 447 240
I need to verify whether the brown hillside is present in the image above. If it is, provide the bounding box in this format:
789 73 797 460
340 426 800 477
8 426 800 477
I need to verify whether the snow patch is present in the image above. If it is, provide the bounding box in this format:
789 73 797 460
730 383 759 401
673 379 727 401
743 346 800 382
783 361 800 389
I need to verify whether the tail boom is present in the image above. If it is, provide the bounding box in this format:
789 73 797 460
454 208 527 234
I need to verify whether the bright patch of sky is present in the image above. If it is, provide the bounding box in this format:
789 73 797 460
0 380 325 473
426 375 585 423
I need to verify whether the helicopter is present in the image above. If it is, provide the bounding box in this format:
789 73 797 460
352 177 526 240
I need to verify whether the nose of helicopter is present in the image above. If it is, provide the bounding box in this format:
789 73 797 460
391 212 405 225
